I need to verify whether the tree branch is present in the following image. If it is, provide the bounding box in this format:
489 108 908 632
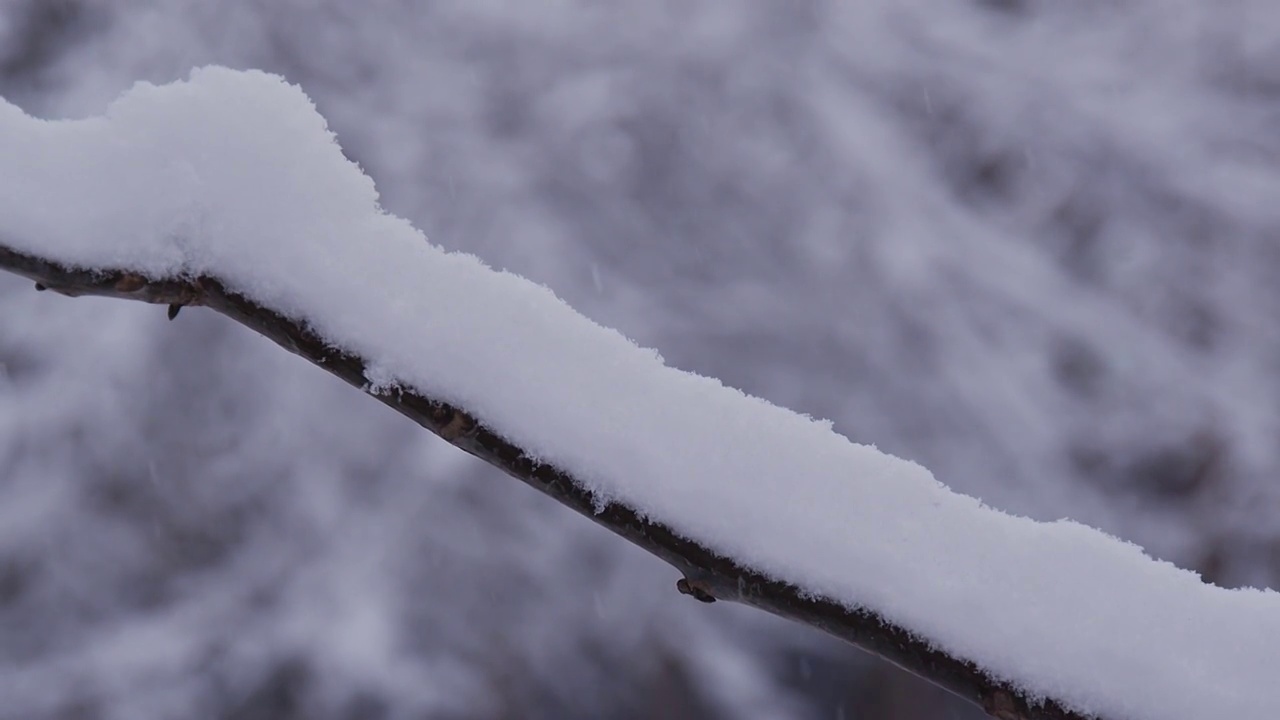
0 242 1094 720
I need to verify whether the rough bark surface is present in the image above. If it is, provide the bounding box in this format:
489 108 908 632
0 243 1098 720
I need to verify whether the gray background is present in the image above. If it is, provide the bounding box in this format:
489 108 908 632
1 1 1277 718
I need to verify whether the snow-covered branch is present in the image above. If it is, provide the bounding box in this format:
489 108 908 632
1 68 1275 720
0 242 1078 720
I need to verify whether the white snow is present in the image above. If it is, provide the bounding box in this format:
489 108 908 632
1 67 1276 719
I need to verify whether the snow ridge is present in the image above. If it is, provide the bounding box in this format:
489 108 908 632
1 68 1275 720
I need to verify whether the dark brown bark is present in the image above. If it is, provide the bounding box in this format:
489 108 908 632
0 243 1099 720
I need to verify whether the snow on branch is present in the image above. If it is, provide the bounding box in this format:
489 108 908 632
1 68 1276 720
0 244 1079 720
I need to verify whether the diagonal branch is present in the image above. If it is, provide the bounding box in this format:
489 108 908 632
0 242 1091 720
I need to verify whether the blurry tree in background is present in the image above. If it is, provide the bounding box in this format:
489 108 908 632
1 1 1278 719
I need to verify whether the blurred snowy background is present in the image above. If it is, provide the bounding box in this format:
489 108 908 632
1 1 1278 718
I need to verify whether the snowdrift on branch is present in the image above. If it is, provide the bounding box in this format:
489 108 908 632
1 68 1276 720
